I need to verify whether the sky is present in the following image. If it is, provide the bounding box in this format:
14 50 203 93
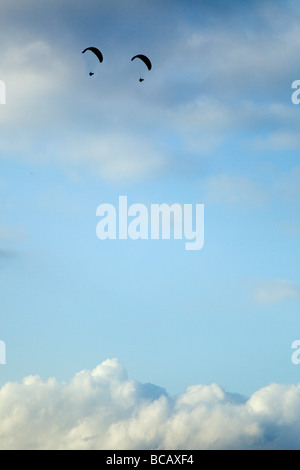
0 0 300 449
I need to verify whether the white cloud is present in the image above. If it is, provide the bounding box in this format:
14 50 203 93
0 40 71 127
65 132 168 182
254 279 300 304
1 358 300 449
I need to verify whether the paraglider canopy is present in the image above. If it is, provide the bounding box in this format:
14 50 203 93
82 47 103 63
131 54 152 71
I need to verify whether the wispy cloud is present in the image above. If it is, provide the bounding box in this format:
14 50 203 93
0 248 17 259
0 227 26 244
202 173 267 207
0 248 18 269
274 166 300 204
254 279 300 305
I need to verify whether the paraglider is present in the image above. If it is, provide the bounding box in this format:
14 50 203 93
82 47 103 76
81 49 152 82
131 54 152 82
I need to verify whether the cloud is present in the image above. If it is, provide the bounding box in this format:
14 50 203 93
0 248 19 270
2 358 300 449
0 40 71 127
0 226 26 244
252 132 300 153
65 132 168 182
202 173 267 207
0 33 169 181
0 227 25 267
0 248 17 260
254 279 300 305
1 0 300 182
274 166 300 204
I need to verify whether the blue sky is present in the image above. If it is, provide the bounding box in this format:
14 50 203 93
1 0 300 449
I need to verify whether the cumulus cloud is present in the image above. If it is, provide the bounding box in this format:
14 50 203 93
1 358 300 450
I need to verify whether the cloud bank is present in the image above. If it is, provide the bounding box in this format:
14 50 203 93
1 358 300 450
